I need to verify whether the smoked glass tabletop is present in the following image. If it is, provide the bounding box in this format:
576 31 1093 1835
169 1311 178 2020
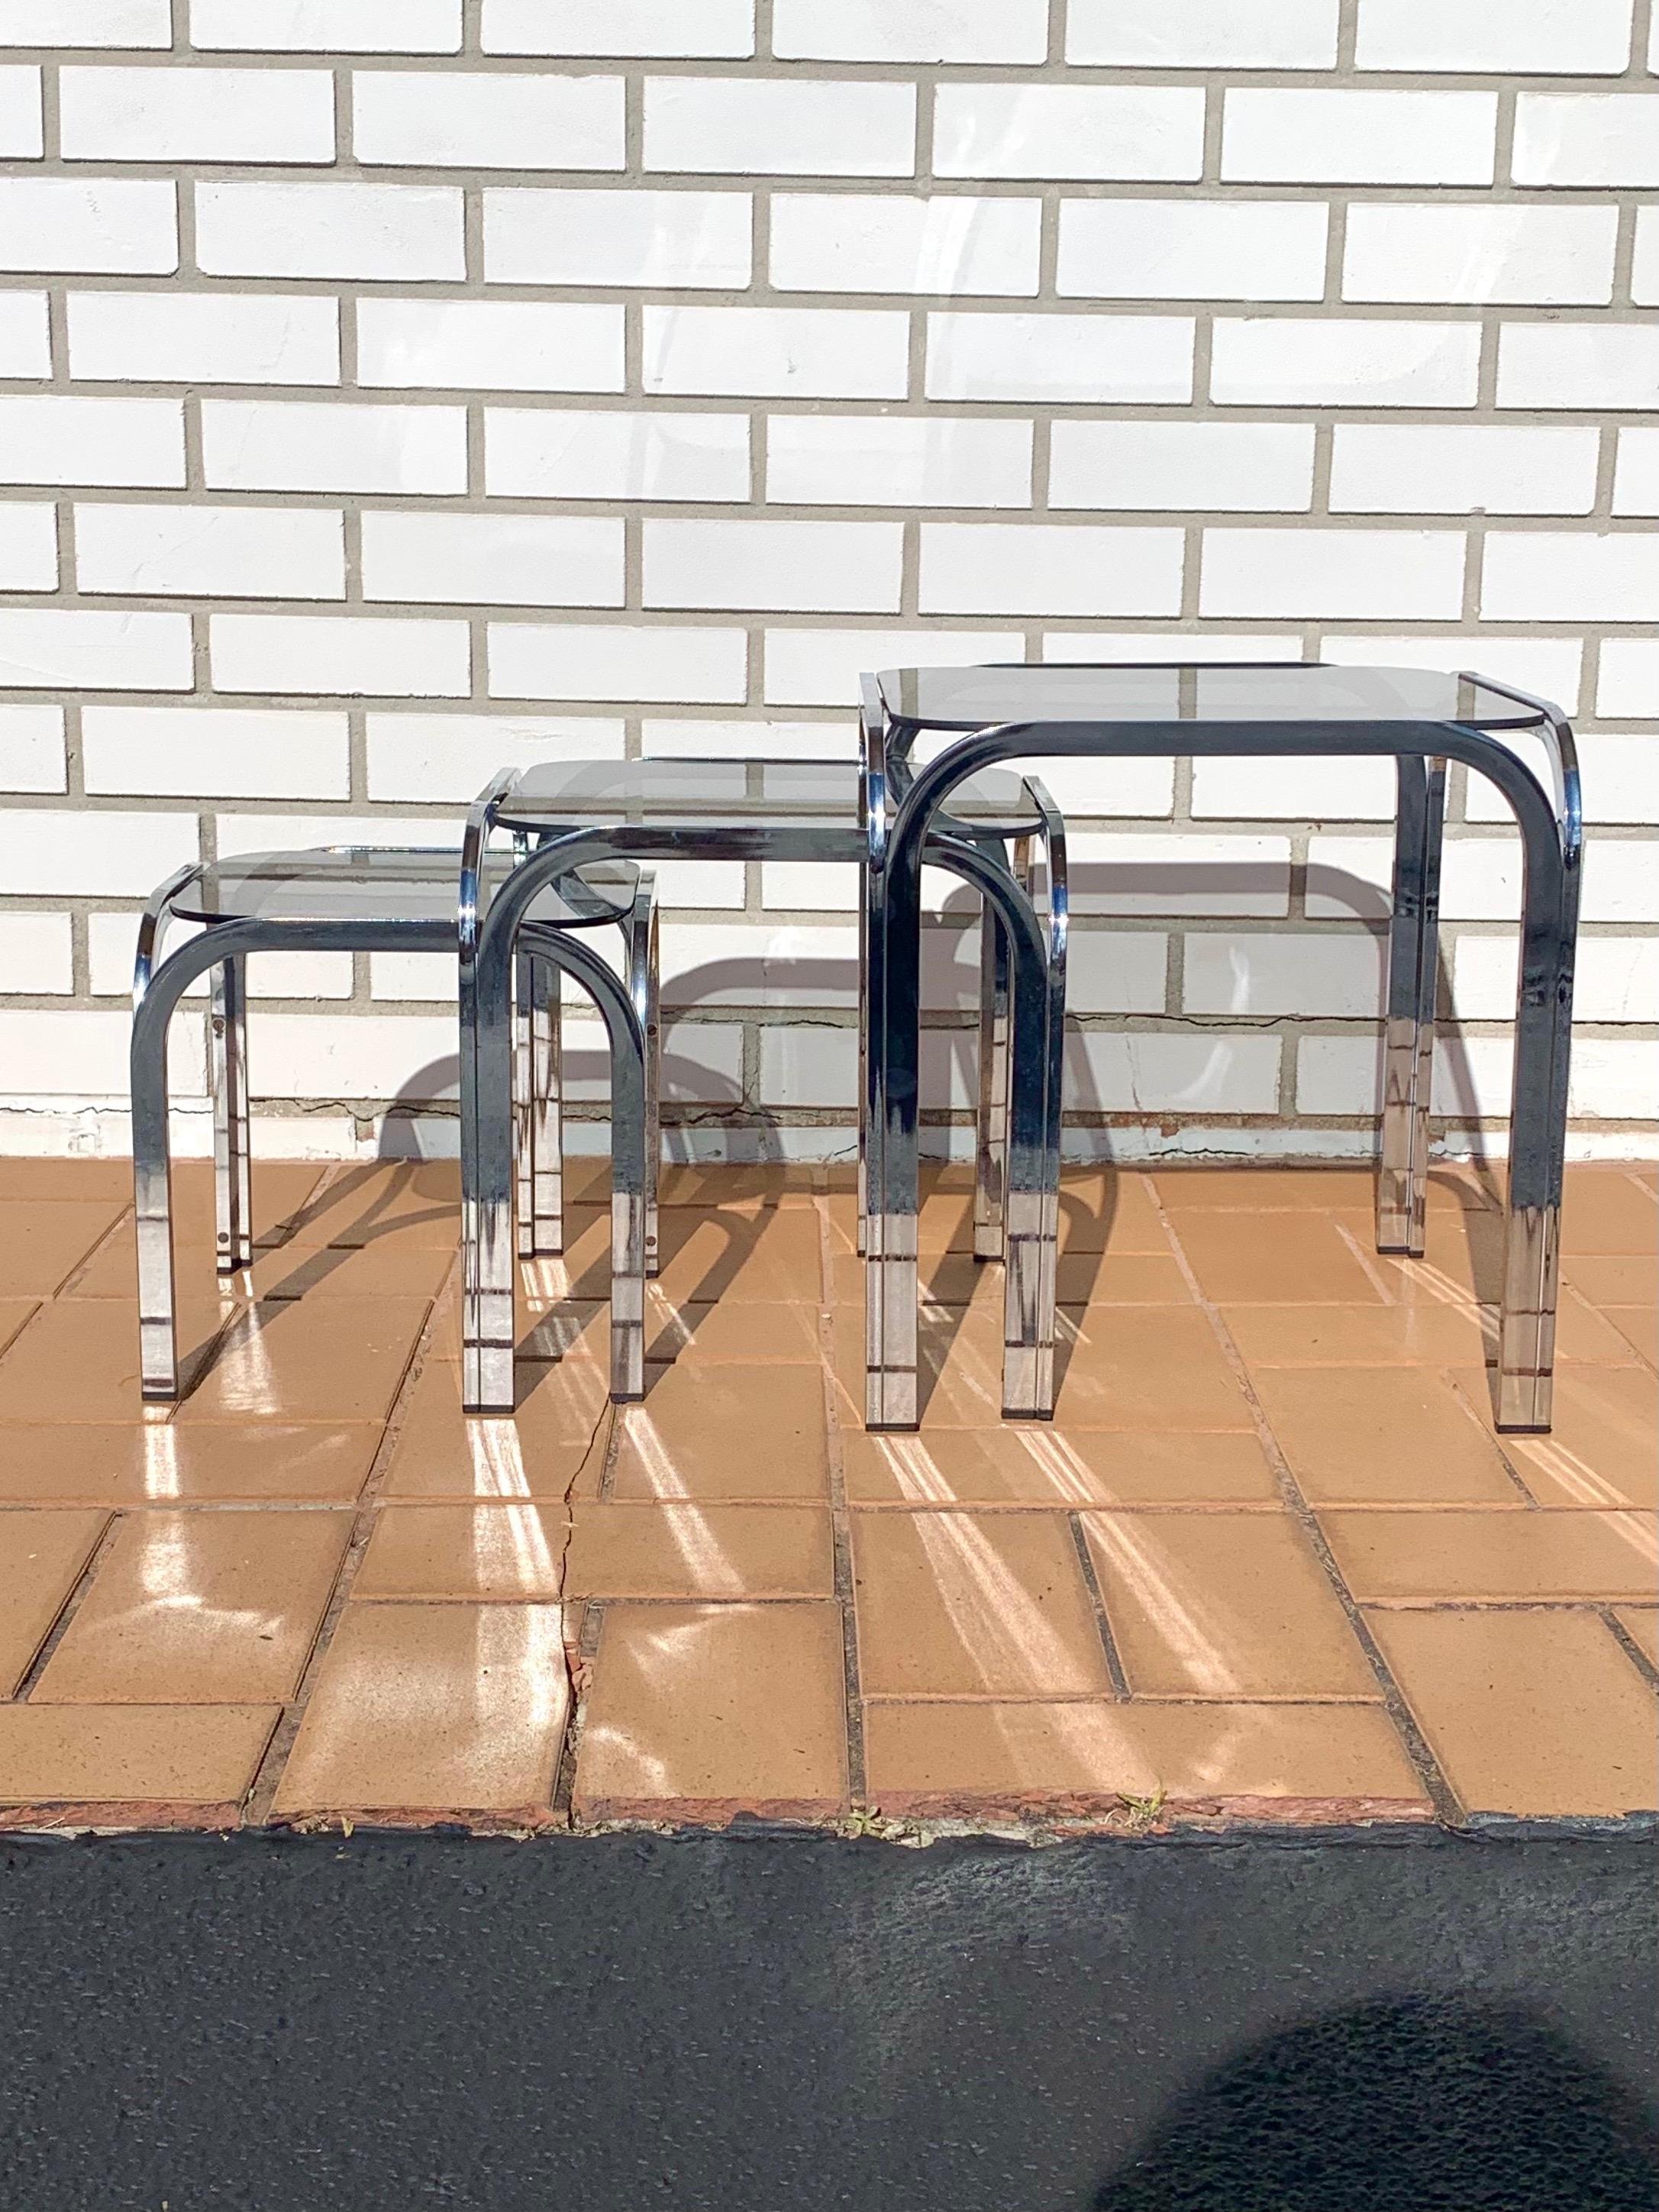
876 664 1556 734
171 848 637 928
493 756 1043 834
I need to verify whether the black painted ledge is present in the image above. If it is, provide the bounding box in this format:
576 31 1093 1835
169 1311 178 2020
2 1823 1655 2211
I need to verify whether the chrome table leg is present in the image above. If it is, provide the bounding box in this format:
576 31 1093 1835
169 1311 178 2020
210 953 253 1273
1378 756 1445 1256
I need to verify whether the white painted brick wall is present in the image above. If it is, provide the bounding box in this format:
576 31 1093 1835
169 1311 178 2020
0 9 1651 1161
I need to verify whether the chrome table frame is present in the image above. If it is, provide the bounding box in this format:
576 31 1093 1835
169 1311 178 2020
458 757 1066 1417
863 667 1580 1434
130 793 657 1404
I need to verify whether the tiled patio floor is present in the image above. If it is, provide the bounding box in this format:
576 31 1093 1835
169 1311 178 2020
0 1155 1653 1835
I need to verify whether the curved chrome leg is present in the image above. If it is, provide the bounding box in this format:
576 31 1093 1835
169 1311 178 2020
131 952 198 1399
1378 756 1445 1256
974 892 1012 1263
515 950 563 1258
211 953 253 1273
628 876 660 1278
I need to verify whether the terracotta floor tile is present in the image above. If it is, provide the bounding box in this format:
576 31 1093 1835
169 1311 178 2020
610 1362 829 1500
1321 1508 1657 1603
641 1294 823 1368
0 1703 277 1809
1223 1300 1489 1369
379 1357 610 1500
1612 1607 1659 1666
652 1207 823 1304
176 1296 430 1426
428 1292 608 1367
1082 1512 1380 1698
1154 1166 1494 1216
1342 1213 1508 1305
1451 1365 1657 1510
1562 1255 1654 1307
659 1164 818 1206
273 1601 570 1818
34 1509 352 1704
76 1227 457 1307
566 1502 833 1599
1249 1367 1520 1505
1172 1212 1388 1306
276 1162 460 1251
0 1158 134 1203
864 1700 1428 1815
828 1248 1191 1309
852 1511 1112 1697
844 1426 1278 1508
825 1190 976 1258
573 1602 847 1820
0 1301 37 1361
356 1503 568 1601
1367 1609 1658 1816
0 1422 379 1506
1531 1293 1651 1368
0 1298 231 1424
1558 1167 1659 1256
1600 1309 1657 1365
1053 1171 1180 1252
0 1200 126 1298
0 1508 109 1694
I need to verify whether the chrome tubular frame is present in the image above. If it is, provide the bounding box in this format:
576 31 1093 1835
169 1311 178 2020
864 674 1578 1435
1378 755 1447 1257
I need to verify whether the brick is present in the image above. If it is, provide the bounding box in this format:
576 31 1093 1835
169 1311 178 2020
1482 534 1659 625
363 712 624 803
0 806 196 896
60 66 334 163
773 0 1047 62
360 511 625 608
645 718 844 763
189 0 461 50
1058 199 1328 302
483 0 754 56
1343 204 1617 307
484 187 749 289
1454 935 1658 1023
353 72 624 171
1067 832 1290 917
75 502 345 600
770 193 1039 297
1067 0 1338 66
644 518 902 614
762 627 1023 707
488 624 747 705
1614 431 1659 518
767 416 1031 507
1050 421 1315 512
1329 425 1599 516
934 85 1203 182
202 399 467 494
644 305 909 399
1016 757 1176 819
1184 932 1383 1018
194 182 463 280
1495 326 1659 412
1068 1032 1282 1113
0 1006 202 1094
66 291 339 386
1598 642 1658 719
1464 734 1657 826
927 312 1194 403
1320 634 1583 715
1222 90 1496 186
357 299 622 394
0 913 71 994
1635 211 1659 308
920 523 1184 617
210 615 471 699
0 609 191 692
486 408 749 501
644 77 915 177
83 707 350 802
1202 529 1465 620
1192 754 1397 820
1211 319 1480 408
3 2 170 44
1512 95 1659 188
0 706 65 794
1356 0 1634 72
0 66 42 156
0 505 57 592
0 292 50 378
0 394 183 487
1044 631 1302 667
0 178 176 274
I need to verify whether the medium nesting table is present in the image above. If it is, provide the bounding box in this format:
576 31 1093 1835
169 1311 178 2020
860 662 1581 1433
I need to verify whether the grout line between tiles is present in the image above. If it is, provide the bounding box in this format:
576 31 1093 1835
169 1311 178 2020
818 1193 867 1807
11 1509 126 1703
1067 1510 1131 1700
553 1599 606 1822
1600 1605 1659 1693
1146 1171 1466 1826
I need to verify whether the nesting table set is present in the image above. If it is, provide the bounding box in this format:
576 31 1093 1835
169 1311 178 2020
130 662 1582 1436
